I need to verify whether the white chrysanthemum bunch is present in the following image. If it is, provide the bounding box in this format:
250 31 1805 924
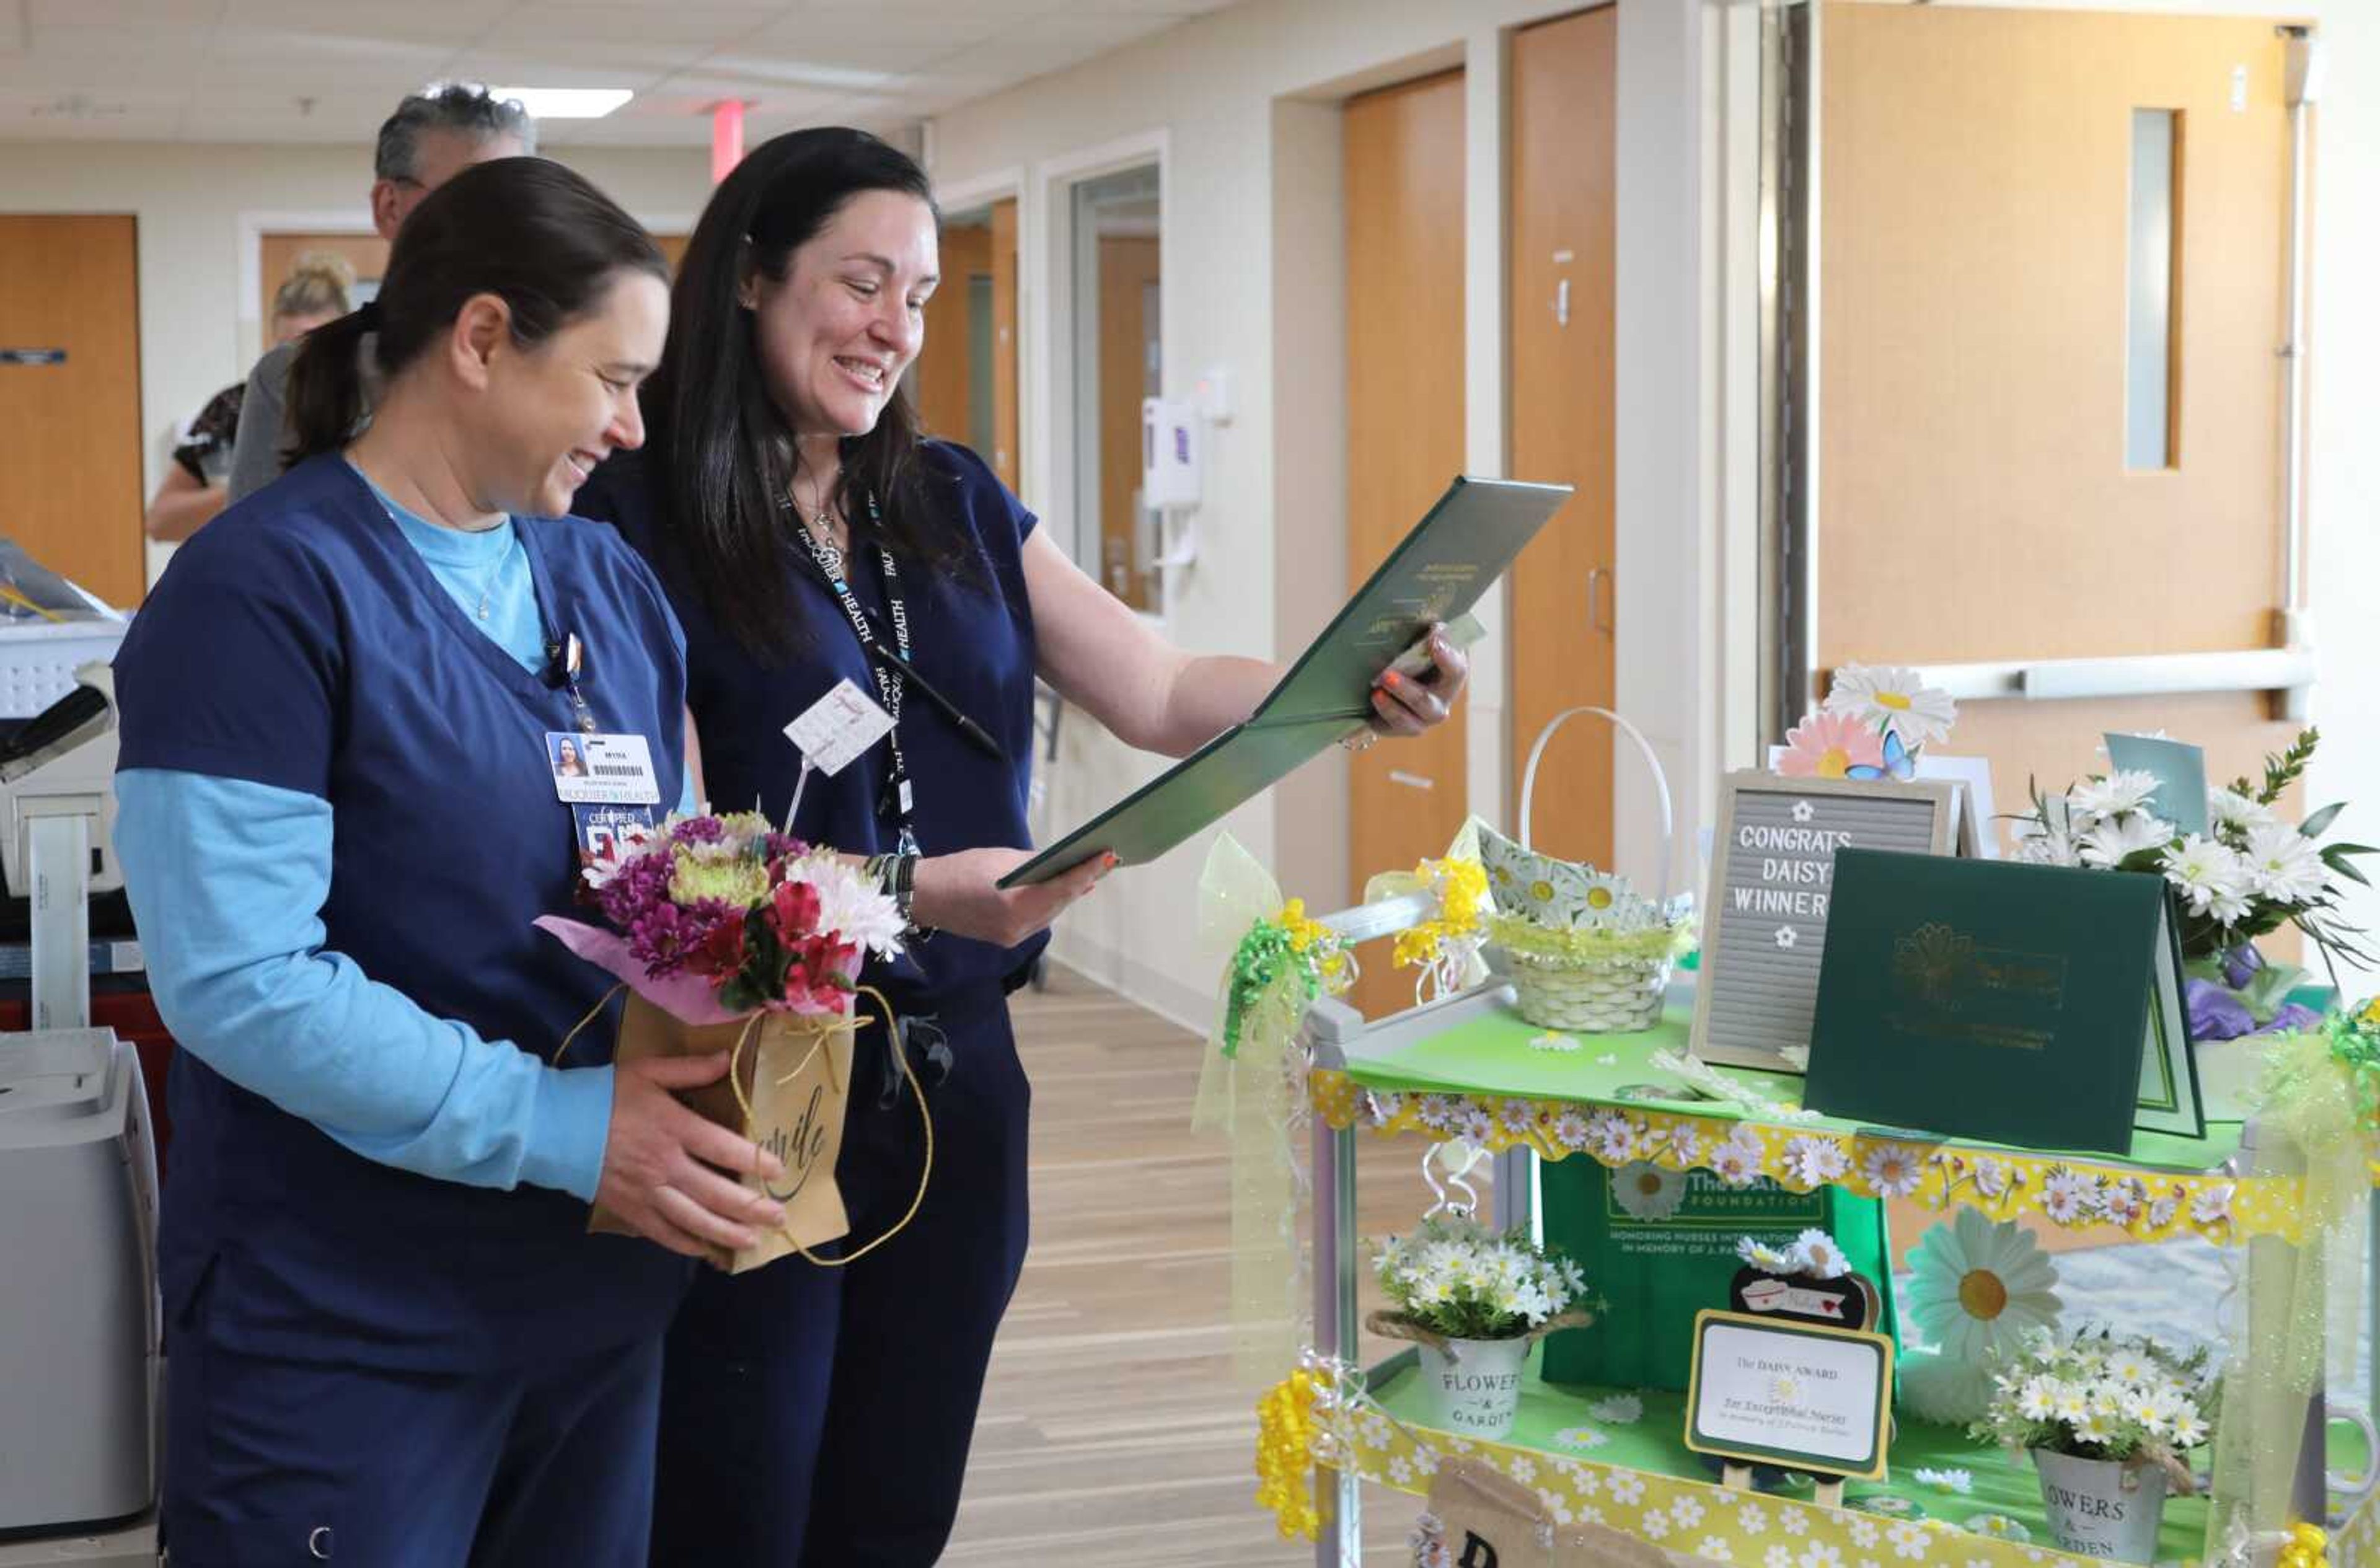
2011 729 2371 966
1373 1215 1591 1341
1972 1326 2216 1462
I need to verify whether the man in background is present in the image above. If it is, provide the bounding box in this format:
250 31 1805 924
226 85 532 501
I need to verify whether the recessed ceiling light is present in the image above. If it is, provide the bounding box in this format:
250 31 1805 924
490 87 634 120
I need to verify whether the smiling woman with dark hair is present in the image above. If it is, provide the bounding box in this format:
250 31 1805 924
111 157 787 1565
576 125 1471 1564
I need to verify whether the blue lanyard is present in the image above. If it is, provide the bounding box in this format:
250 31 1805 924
790 493 920 853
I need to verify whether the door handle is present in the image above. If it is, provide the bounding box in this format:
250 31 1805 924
1587 566 1613 635
1387 770 1435 791
1555 278 1571 327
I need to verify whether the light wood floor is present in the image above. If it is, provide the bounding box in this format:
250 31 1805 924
943 962 1429 1566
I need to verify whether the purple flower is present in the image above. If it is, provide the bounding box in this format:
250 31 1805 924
628 902 698 976
2221 943 2265 992
670 817 727 845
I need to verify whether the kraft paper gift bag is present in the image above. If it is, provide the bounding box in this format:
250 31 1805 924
593 991 858 1274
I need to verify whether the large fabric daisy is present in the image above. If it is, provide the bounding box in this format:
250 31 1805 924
1822 664 1959 746
1779 710 1885 780
1901 1210 2061 1419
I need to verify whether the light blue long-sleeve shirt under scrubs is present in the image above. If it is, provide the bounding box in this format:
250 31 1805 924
115 468 694 1203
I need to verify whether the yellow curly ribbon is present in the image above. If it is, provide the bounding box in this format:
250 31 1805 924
1255 1368 1324 1541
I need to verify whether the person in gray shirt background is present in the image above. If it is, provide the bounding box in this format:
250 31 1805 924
226 86 534 503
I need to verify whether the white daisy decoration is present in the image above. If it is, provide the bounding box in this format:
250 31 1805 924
1888 1522 1931 1560
1800 1544 1844 1568
1552 1425 1610 1451
1824 664 1959 746
2162 835 2254 925
2067 769 2162 823
1608 1471 1647 1505
2078 812 2175 868
1711 1134 1765 1189
1613 1161 1691 1222
2243 822 2332 904
1912 1468 1972 1495
1776 925 1800 950
2190 1182 2235 1229
1673 1496 1708 1530
1586 1111 1641 1165
1587 1393 1645 1425
1792 799 1817 824
2210 786 2281 834
1783 1135 1851 1189
1640 1509 1673 1540
1699 1539 1737 1562
1861 1142 1926 1200
1901 1209 2061 1420
1739 1236 1795 1272
1528 1030 1584 1053
1766 1547 1795 1568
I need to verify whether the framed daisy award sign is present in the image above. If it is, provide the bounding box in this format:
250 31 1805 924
1685 1310 1896 1482
1693 772 1959 1073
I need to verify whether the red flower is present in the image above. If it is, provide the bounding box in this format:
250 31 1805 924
687 912 747 979
769 879 822 944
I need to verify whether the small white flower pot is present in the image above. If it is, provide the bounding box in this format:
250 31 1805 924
2032 1448 2168 1564
1417 1336 1530 1440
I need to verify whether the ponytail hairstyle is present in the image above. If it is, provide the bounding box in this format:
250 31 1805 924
644 126 966 661
284 158 666 465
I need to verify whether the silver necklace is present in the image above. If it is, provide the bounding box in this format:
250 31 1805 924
472 532 514 620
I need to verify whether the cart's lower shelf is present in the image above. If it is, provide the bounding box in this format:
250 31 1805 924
1332 1349 2208 1566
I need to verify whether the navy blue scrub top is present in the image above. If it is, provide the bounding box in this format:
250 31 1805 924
576 441 1044 1000
113 454 693 1372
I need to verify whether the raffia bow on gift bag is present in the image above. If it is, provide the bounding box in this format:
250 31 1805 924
1414 1457 1670 1568
539 918 930 1275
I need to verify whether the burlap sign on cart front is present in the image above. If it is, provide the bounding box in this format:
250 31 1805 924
1415 1458 1673 1568
590 991 856 1273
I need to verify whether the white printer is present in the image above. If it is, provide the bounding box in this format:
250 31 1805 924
0 565 161 1563
0 1027 159 1533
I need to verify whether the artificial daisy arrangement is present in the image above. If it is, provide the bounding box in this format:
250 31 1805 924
1972 1326 2216 1471
2011 728 2373 974
1778 663 1958 781
1735 1228 1853 1279
1372 1215 1593 1341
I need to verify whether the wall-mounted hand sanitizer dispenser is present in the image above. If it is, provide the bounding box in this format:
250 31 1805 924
1140 397 1200 508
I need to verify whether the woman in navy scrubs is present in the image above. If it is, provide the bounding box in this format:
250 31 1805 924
576 128 1467 1564
112 159 790 1565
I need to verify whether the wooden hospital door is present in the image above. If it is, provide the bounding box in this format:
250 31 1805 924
1346 68 1467 1019
0 214 144 607
1509 6 1620 877
1820 4 2303 834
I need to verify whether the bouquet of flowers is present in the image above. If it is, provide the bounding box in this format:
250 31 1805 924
1973 1326 2215 1466
1370 1215 1593 1343
2011 729 2374 1039
1779 663 1959 780
574 812 906 1016
539 813 912 1272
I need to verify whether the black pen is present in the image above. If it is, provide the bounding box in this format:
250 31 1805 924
860 636 1008 764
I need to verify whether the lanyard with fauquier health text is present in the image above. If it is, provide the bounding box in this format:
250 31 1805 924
790 491 920 855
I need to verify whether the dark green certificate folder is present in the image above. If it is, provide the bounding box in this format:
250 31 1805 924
1802 850 2203 1156
999 475 1571 888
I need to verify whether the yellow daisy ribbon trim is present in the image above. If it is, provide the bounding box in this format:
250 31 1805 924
1308 1070 2298 1245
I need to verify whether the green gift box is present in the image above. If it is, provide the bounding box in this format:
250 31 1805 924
1539 1158 1898 1391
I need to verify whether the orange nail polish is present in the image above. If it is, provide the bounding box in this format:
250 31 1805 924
1383 671 1402 689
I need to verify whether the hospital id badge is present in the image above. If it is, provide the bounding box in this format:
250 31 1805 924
544 731 662 806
